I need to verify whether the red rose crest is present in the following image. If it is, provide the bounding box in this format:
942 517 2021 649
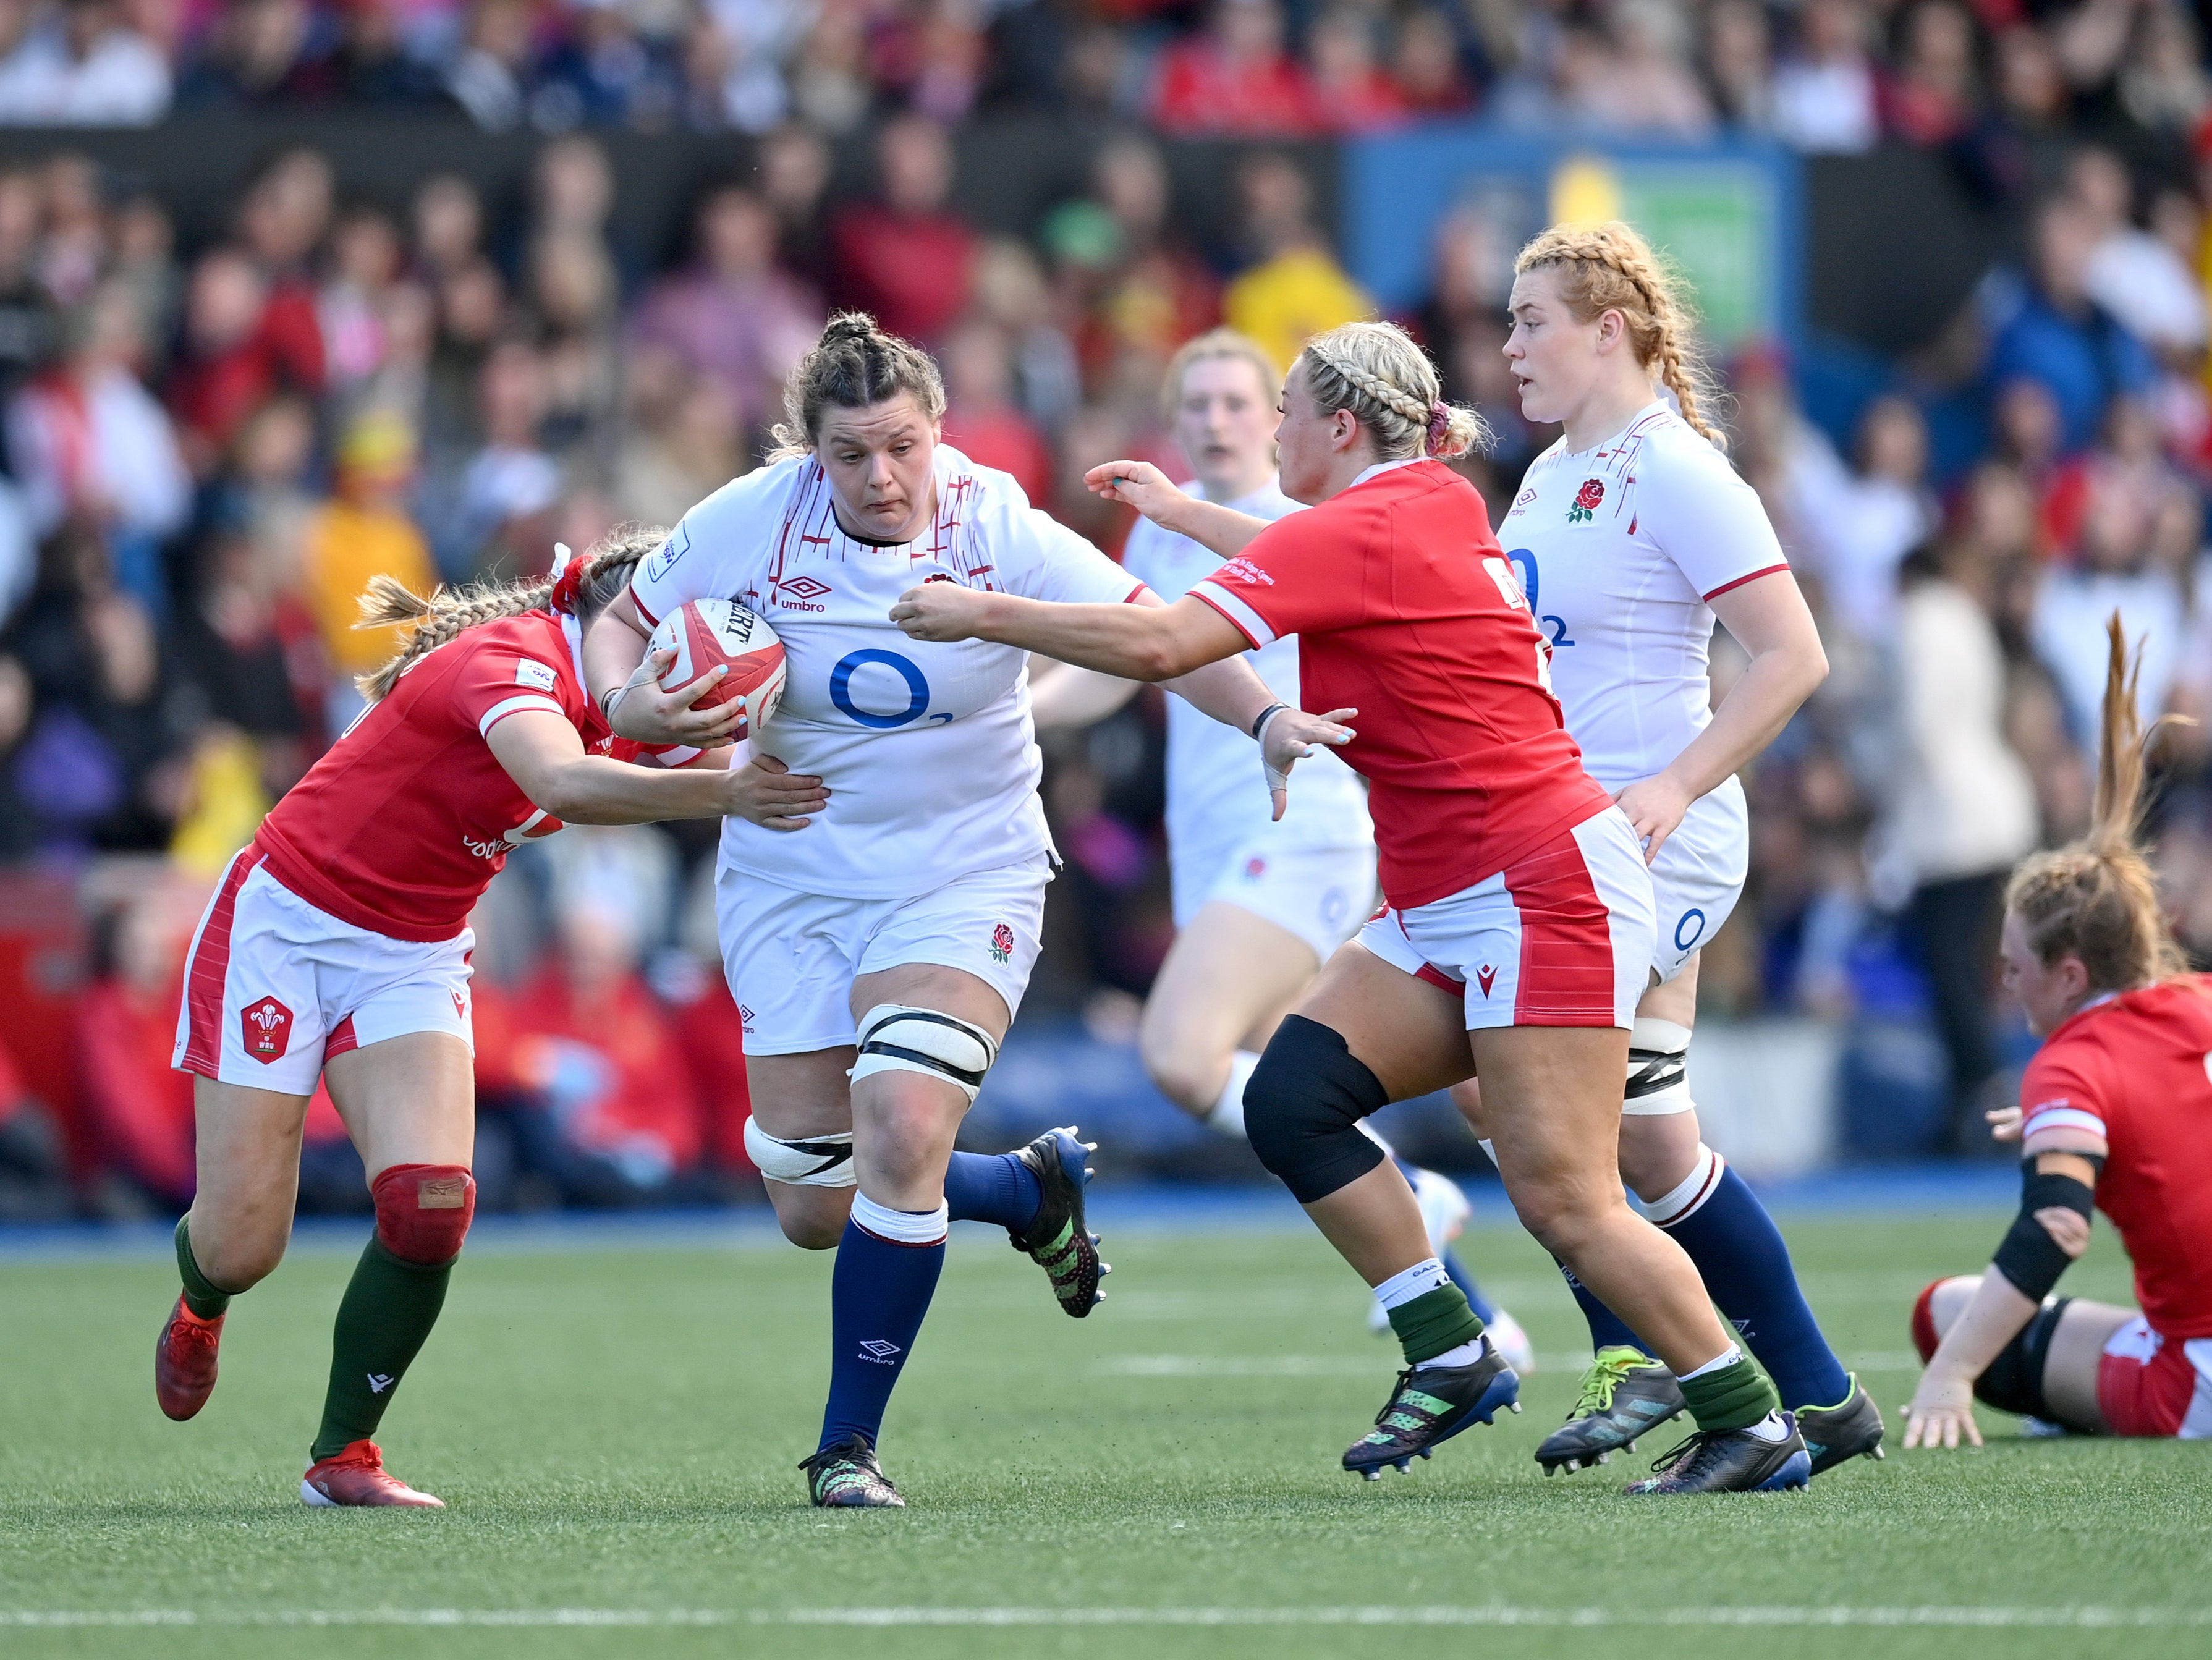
989 922 1015 964
1567 477 1605 523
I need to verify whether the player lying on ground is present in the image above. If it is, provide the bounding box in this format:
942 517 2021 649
585 313 1336 1508
1451 221 1881 1476
1905 616 2212 1449
896 320 1811 1494
155 527 813 1507
1024 328 1532 1373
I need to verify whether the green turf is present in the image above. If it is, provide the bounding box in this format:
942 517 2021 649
1 1207 2206 1660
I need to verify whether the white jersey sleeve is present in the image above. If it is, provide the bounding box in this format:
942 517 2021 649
627 464 794 627
975 480 1146 607
1628 425 1792 603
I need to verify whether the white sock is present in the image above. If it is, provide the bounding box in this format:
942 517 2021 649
1206 1051 1261 1138
1744 1411 1789 1442
850 1193 949 1246
1632 1144 1724 1227
1371 1257 1449 1312
1677 1344 1743 1382
1416 1336 1488 1371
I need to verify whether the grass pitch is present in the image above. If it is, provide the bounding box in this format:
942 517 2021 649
1 1201 2206 1660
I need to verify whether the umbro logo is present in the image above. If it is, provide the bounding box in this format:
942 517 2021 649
781 575 832 601
857 1339 902 1365
1476 965 1498 997
367 1373 394 1394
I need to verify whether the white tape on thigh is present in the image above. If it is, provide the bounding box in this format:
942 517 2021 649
1622 1016 1694 1117
849 1004 999 1105
743 1118 857 1187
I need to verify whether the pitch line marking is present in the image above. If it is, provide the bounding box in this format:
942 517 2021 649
5 1607 2211 1630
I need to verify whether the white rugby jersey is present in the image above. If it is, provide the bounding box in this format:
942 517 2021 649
1498 402 1789 790
1122 479 1372 876
631 445 1143 898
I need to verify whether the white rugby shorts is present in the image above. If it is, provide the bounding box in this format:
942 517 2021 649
172 846 475 1096
1178 839 1378 964
714 855 1049 1055
1358 807 1656 1031
1643 775 1749 985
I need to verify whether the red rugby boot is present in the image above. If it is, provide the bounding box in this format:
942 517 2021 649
301 1441 445 1509
154 1296 224 1421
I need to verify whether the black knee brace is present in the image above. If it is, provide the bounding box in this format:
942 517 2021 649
1243 1015 1391 1204
1974 1296 2070 1418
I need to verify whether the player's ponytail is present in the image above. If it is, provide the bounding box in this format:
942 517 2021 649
2003 613 2189 994
1514 221 1726 451
769 310 947 461
1297 320 1488 462
353 522 670 703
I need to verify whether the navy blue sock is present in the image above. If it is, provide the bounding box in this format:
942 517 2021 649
1665 1166 1850 1409
941 1151 1041 1231
1440 1249 1498 1324
818 1214 946 1454
1557 1258 1649 1357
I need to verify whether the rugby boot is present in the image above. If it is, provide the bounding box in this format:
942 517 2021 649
154 1296 224 1421
1343 1336 1521 1480
1535 1345 1686 1474
1795 1378 1886 1476
1622 1412 1812 1494
1007 1125 1108 1318
301 1440 444 1508
800 1433 905 1508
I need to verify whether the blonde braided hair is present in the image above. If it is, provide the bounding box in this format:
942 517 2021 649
1513 221 1725 450
1297 321 1488 461
354 522 671 703
2004 614 2191 993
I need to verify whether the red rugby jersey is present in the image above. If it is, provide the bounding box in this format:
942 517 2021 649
1189 460 1612 909
256 609 610 942
2019 976 2212 1338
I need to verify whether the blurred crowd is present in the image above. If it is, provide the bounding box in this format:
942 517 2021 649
7 0 2212 1215
2 0 2211 150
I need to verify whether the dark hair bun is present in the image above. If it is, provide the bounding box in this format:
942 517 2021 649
821 312 878 346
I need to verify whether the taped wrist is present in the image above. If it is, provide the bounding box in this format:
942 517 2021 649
371 1164 475 1266
1990 1163 2095 1302
1243 1015 1390 1203
744 1119 857 1187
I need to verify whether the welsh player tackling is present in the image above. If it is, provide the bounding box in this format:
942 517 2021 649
584 314 1329 1507
155 527 812 1506
896 319 1810 1494
1906 617 2212 1448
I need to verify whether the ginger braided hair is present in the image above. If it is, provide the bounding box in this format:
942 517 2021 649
1513 221 1725 450
1297 320 1488 461
2004 614 2190 993
354 522 671 703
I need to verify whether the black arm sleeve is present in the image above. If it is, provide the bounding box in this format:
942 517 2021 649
1988 1161 2098 1303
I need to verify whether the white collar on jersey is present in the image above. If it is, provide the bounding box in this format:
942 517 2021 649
1557 399 1670 460
1349 456 1427 489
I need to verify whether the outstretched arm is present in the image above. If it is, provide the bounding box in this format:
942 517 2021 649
486 709 828 831
1085 461 1273 558
897 583 1247 682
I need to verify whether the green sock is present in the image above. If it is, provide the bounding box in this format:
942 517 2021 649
174 1217 231 1321
1386 1284 1486 1366
1678 1350 1780 1434
311 1238 454 1462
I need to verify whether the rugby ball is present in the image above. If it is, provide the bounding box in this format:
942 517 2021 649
650 598 786 742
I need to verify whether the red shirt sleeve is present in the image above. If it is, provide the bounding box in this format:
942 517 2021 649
446 637 583 741
1185 510 1358 648
2019 1041 2111 1144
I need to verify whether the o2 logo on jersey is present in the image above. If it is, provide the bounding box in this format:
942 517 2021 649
1674 908 1708 953
831 648 943 729
1505 550 1574 651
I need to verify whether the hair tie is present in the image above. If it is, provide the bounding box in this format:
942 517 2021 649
1425 402 1450 457
549 559 586 616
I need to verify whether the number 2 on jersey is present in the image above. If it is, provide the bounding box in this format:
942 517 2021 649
1506 549 1574 650
1483 557 1554 693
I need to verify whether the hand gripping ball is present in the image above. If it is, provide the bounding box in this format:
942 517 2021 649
649 598 787 742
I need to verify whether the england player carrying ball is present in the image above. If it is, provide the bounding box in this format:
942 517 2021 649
896 319 1813 1494
1025 328 1532 1371
1906 617 2212 1450
155 527 808 1507
583 314 1328 1507
1463 221 1885 1476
